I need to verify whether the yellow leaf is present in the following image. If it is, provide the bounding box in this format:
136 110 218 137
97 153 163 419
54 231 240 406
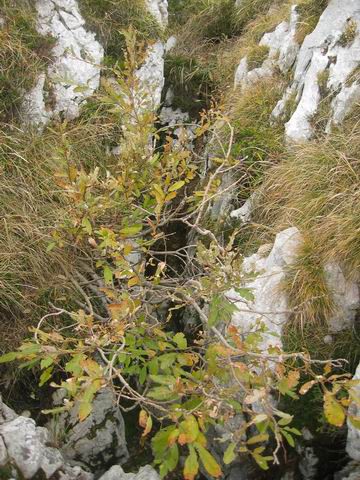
247 433 269 445
184 445 199 480
165 191 177 202
79 401 92 421
299 380 317 395
128 275 140 288
324 393 346 427
139 409 148 428
195 444 222 478
178 415 199 445
168 180 185 192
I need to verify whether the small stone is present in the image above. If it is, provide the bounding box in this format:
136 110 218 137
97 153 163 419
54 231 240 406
323 335 333 344
99 465 160 480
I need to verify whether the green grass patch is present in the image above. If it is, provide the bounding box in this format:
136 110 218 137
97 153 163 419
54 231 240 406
164 54 215 116
227 76 285 189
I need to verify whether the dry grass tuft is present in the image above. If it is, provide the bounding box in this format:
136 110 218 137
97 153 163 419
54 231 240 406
0 0 55 121
255 109 360 276
284 237 335 329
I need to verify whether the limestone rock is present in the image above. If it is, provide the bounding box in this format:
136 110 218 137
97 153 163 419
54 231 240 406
47 388 129 473
227 227 360 349
230 192 259 224
227 227 302 350
334 461 360 480
234 6 299 89
273 0 360 141
99 465 160 480
23 0 103 126
22 74 52 127
145 0 168 28
0 397 92 480
324 263 359 332
346 364 360 462
136 41 165 112
159 106 196 149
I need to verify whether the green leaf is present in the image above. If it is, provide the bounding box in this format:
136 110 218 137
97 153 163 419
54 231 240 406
152 426 177 456
252 452 273 470
234 287 255 302
120 224 143 236
281 430 295 447
40 357 54 370
173 332 187 350
195 444 222 478
65 354 85 376
139 366 147 385
166 444 179 471
46 242 56 253
349 416 360 429
103 265 113 284
0 352 18 364
79 401 92 421
284 427 302 436
208 294 238 327
184 445 199 480
150 375 177 386
168 180 185 192
223 442 237 465
39 366 54 387
148 386 178 401
81 217 92 234
247 434 269 445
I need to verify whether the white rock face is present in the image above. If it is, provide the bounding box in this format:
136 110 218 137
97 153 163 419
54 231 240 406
99 465 160 480
0 397 93 480
230 192 259 223
346 363 360 462
227 227 360 349
23 0 103 126
227 227 302 350
234 6 299 89
324 263 359 332
136 41 165 112
47 388 128 472
274 0 360 141
329 83 360 128
146 0 168 28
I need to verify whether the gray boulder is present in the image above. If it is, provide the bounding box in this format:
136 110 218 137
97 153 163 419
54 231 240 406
47 388 129 473
99 465 160 480
0 397 92 480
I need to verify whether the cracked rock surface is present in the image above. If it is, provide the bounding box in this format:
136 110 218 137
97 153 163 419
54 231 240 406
22 0 103 126
273 0 360 141
145 0 168 28
47 388 129 473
